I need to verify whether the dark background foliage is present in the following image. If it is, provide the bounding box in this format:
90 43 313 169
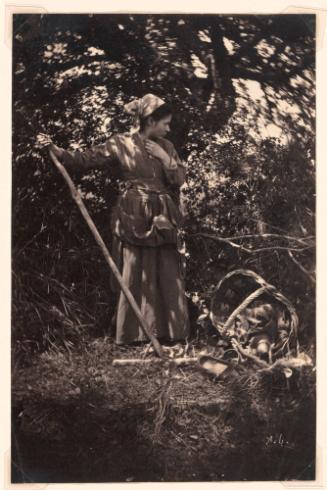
12 13 315 355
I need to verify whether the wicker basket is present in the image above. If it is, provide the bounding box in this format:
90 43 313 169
210 269 299 361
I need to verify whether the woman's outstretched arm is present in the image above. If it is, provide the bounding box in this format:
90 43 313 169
36 134 119 171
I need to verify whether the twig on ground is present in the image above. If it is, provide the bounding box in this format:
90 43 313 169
112 357 198 367
258 353 313 373
230 339 269 369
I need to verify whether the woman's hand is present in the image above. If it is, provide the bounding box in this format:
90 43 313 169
36 133 53 147
36 133 64 159
144 139 172 166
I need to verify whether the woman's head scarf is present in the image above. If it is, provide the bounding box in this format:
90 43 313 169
124 94 166 121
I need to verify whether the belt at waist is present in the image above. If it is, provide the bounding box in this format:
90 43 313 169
123 178 169 195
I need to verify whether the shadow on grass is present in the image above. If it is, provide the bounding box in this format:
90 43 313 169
11 338 316 483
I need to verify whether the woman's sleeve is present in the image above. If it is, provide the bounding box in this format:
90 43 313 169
60 136 119 171
162 143 187 187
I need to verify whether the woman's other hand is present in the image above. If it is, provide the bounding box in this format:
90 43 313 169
36 133 64 159
144 139 171 166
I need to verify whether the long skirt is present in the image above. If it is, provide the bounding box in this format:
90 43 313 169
110 237 190 344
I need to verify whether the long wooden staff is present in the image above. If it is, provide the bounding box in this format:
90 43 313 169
49 149 164 359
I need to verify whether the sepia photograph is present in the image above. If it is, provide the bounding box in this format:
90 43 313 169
10 10 316 484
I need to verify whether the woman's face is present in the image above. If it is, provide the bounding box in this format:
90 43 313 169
148 114 172 139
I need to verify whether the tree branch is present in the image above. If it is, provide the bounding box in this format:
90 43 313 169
231 53 314 84
288 250 315 284
224 233 314 244
190 233 314 255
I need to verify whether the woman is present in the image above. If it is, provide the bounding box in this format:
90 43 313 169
38 94 190 345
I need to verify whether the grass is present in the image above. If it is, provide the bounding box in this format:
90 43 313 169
11 335 316 483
